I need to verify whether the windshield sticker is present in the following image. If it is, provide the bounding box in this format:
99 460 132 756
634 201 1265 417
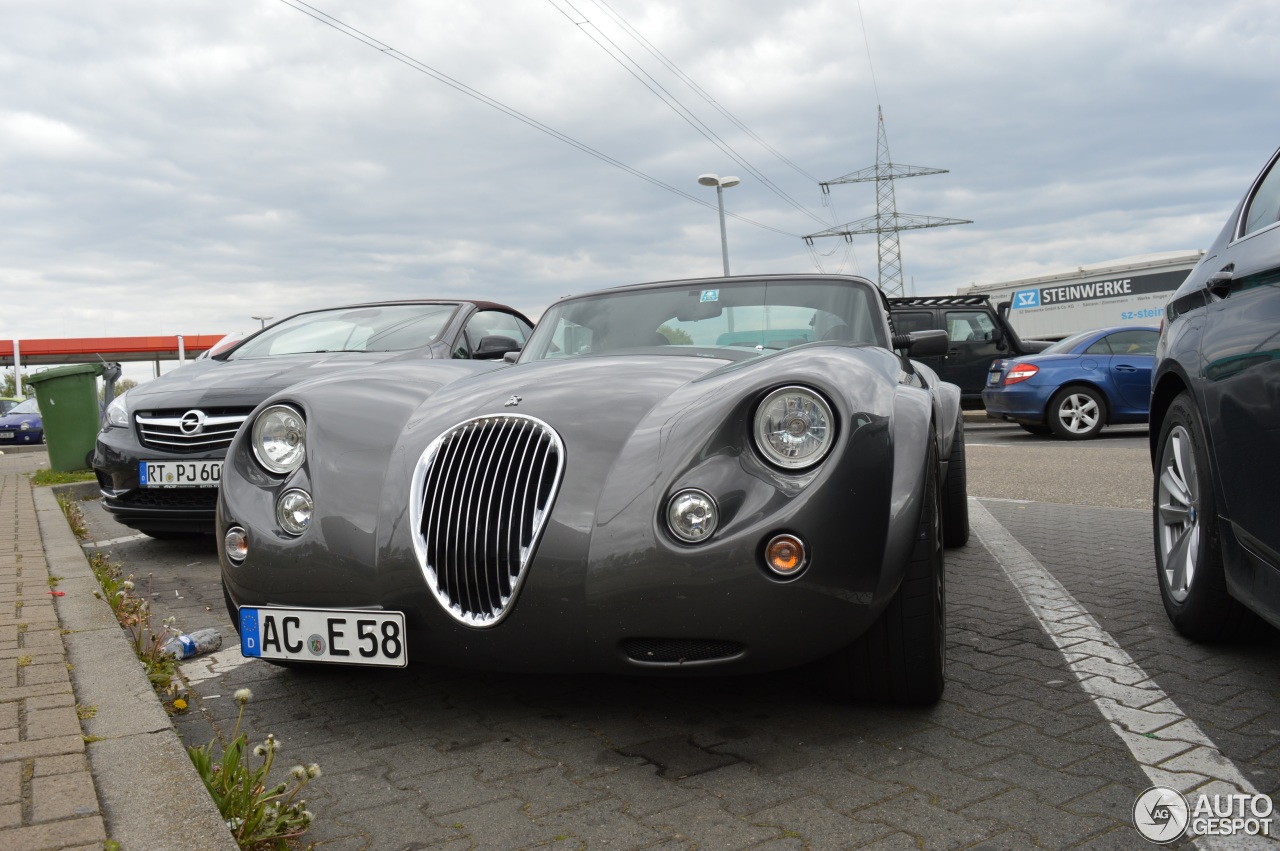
700 289 719 303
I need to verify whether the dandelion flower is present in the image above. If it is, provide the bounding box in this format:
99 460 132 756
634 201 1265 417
234 688 252 704
172 698 187 711
307 763 322 779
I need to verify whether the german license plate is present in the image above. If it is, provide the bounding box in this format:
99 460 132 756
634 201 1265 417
238 606 407 667
0 431 13 439
987 371 1002 386
139 460 222 488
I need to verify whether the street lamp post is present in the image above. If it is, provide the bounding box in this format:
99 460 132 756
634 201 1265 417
697 174 740 276
251 315 273 330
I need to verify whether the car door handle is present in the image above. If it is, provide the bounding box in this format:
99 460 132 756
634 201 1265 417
1115 364 1139 372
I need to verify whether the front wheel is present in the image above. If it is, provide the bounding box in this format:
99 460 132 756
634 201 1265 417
1154 394 1267 641
826 439 946 705
942 413 969 548
1048 386 1106 439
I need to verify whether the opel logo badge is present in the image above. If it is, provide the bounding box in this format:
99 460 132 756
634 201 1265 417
179 410 207 435
504 395 522 407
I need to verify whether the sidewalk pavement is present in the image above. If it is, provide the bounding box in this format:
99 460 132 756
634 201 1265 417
0 447 236 851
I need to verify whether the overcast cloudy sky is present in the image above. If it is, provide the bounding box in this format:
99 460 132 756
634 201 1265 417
3 0 1277 356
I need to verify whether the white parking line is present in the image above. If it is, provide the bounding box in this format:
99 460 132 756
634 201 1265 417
970 500 1269 850
81 533 150 548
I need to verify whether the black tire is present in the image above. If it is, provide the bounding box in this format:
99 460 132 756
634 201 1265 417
1019 423 1051 435
1153 394 1269 641
1047 386 1106 439
942 414 969 548
836 439 946 705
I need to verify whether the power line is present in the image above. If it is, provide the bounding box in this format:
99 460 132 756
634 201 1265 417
545 0 830 228
587 0 824 186
273 0 803 239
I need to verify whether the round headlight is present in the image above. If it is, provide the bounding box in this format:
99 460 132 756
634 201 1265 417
753 386 835 470
276 488 313 536
666 489 719 543
252 404 306 474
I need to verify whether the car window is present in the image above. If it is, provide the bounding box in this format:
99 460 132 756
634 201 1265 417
1242 156 1280 237
1103 329 1159 355
1084 337 1113 355
466 311 531 346
232 304 458 358
522 279 886 362
1040 329 1096 354
944 311 996 343
892 311 934 334
7 398 40 416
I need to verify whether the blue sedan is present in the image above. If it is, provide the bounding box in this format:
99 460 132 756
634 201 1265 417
983 326 1159 439
0 397 44 445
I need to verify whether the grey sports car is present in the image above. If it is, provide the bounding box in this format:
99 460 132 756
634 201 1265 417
218 274 967 704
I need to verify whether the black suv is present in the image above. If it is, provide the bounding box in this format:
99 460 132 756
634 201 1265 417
889 295 1049 407
1150 145 1280 640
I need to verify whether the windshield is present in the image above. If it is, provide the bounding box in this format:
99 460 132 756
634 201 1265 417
230 304 458 358
8 398 40 416
521 279 886 362
1040 330 1095 355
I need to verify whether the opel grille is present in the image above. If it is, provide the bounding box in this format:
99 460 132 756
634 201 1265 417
410 414 564 628
136 408 253 453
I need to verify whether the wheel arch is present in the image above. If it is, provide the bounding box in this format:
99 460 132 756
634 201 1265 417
1149 368 1191 465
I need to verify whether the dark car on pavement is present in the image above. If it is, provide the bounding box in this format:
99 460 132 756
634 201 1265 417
888 294 1051 407
217 274 966 705
1150 145 1280 640
983 325 1159 439
94 299 533 538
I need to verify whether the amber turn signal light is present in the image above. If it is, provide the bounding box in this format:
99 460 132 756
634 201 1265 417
764 533 806 576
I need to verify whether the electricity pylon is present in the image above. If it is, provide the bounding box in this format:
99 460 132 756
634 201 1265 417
804 107 970 297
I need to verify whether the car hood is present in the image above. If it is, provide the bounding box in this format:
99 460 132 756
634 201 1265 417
125 349 426 410
0 413 41 428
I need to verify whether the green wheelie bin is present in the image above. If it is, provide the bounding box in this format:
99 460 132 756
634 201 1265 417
26 363 106 472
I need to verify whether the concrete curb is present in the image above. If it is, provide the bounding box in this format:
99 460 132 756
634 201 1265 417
35 484 239 850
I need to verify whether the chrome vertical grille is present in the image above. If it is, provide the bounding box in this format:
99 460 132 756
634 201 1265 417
410 414 564 628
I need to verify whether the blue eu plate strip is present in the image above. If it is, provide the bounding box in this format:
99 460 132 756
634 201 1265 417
239 608 261 657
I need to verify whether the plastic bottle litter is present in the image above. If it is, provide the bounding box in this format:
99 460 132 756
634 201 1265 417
161 627 222 660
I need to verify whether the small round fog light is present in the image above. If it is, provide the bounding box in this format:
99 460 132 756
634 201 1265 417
666 489 718 543
276 489 313 536
764 533 806 576
224 526 249 563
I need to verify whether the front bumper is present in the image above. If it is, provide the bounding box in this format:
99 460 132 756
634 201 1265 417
94 427 223 533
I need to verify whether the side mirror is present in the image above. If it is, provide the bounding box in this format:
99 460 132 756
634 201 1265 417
892 329 948 358
502 351 520 364
474 335 521 361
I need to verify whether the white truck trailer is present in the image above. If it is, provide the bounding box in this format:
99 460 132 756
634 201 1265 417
956 250 1205 340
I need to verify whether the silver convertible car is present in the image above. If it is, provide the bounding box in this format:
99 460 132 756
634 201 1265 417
218 275 967 704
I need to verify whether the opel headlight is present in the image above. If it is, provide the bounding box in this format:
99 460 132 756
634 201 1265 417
104 392 129 429
252 404 306 474
753 386 836 470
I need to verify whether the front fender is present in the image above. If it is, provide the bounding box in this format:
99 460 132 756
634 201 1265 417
881 386 935 601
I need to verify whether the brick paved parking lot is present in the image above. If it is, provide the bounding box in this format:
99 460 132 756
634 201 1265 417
66 423 1280 849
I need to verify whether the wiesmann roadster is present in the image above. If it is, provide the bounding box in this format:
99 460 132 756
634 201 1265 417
218 274 967 704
